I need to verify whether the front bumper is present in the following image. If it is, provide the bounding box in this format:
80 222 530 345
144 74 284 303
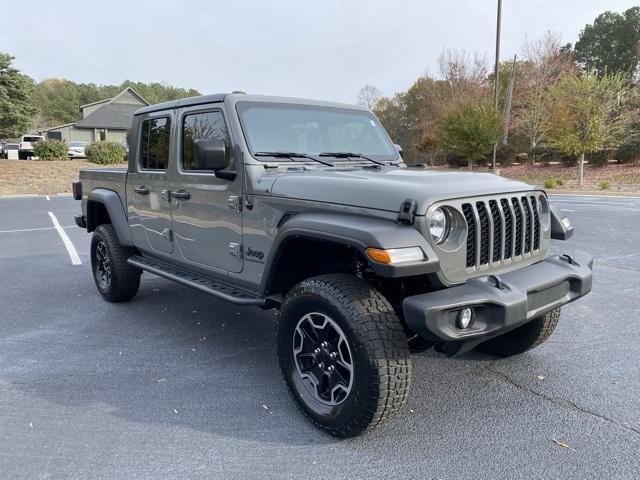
402 251 593 352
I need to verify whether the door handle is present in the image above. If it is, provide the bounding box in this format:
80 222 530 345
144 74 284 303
134 186 150 195
169 190 191 200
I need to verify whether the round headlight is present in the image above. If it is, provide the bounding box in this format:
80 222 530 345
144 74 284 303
429 208 449 244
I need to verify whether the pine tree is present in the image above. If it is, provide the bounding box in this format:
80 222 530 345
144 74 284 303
0 53 37 139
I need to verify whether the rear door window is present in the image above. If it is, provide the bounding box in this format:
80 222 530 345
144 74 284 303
140 117 171 170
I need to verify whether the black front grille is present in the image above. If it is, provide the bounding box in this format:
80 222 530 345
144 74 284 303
462 204 476 268
521 196 532 254
462 194 543 269
530 195 540 250
512 197 523 256
500 198 513 260
489 200 502 262
476 201 490 265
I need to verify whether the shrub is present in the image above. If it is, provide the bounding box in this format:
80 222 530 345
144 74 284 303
496 144 515 167
600 180 611 190
33 140 68 160
554 176 566 187
588 150 610 166
86 141 126 165
560 153 578 166
531 146 550 163
544 178 557 189
445 152 468 168
615 139 640 164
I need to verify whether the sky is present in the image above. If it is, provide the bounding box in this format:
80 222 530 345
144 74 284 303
1 0 639 104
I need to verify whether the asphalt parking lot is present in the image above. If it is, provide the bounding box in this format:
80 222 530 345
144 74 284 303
0 194 639 479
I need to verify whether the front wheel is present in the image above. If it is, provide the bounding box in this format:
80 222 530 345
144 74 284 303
276 274 411 437
90 224 141 302
477 308 561 357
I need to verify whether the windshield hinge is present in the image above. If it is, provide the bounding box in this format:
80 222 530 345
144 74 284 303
228 195 242 212
398 199 417 225
229 242 243 258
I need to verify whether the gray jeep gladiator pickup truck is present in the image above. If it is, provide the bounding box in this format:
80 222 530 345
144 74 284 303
73 93 593 437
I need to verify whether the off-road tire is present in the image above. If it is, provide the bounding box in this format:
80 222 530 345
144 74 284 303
90 224 141 302
276 273 411 437
477 308 561 357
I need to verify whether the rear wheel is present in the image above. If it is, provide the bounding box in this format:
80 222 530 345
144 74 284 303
477 308 561 357
276 274 411 437
90 224 141 302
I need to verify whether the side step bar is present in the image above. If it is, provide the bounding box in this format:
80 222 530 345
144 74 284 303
127 255 266 307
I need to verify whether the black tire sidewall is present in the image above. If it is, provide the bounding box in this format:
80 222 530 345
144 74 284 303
91 227 112 295
90 224 140 302
278 291 378 432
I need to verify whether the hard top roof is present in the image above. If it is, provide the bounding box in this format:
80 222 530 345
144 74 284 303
134 94 368 116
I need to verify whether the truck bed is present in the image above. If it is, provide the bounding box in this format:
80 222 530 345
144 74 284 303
79 167 128 208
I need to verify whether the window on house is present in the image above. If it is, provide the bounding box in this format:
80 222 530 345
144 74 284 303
182 110 230 171
140 117 171 170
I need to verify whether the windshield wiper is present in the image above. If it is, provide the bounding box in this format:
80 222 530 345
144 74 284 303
319 152 385 165
254 151 334 167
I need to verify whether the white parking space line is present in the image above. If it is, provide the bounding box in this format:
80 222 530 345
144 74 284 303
0 226 74 234
548 193 640 200
45 195 50 201
48 212 82 265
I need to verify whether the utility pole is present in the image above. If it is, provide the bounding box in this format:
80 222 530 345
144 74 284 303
503 54 517 145
491 0 502 172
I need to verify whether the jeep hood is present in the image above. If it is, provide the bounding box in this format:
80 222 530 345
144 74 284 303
269 168 537 215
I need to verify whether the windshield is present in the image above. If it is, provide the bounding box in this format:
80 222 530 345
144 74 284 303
69 142 87 147
237 102 398 161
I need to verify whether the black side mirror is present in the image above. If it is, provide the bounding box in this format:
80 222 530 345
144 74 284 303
193 139 236 180
194 139 228 171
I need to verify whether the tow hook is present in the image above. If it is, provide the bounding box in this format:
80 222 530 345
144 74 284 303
488 274 505 290
560 253 575 265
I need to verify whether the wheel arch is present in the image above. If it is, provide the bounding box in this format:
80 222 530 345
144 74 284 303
261 212 439 297
86 189 134 246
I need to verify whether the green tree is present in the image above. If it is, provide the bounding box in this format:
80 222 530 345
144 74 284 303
0 53 36 138
435 103 502 170
513 32 576 163
30 78 202 129
31 78 81 128
545 72 631 186
573 7 640 77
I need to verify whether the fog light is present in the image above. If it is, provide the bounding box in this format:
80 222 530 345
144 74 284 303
458 308 473 329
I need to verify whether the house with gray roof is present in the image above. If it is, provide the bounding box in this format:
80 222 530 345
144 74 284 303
38 87 149 145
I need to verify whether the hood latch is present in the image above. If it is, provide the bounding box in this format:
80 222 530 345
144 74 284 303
398 199 417 225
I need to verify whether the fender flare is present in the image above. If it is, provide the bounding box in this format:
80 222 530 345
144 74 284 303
261 212 440 294
86 188 134 246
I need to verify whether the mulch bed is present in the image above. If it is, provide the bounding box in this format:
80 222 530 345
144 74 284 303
0 159 127 196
